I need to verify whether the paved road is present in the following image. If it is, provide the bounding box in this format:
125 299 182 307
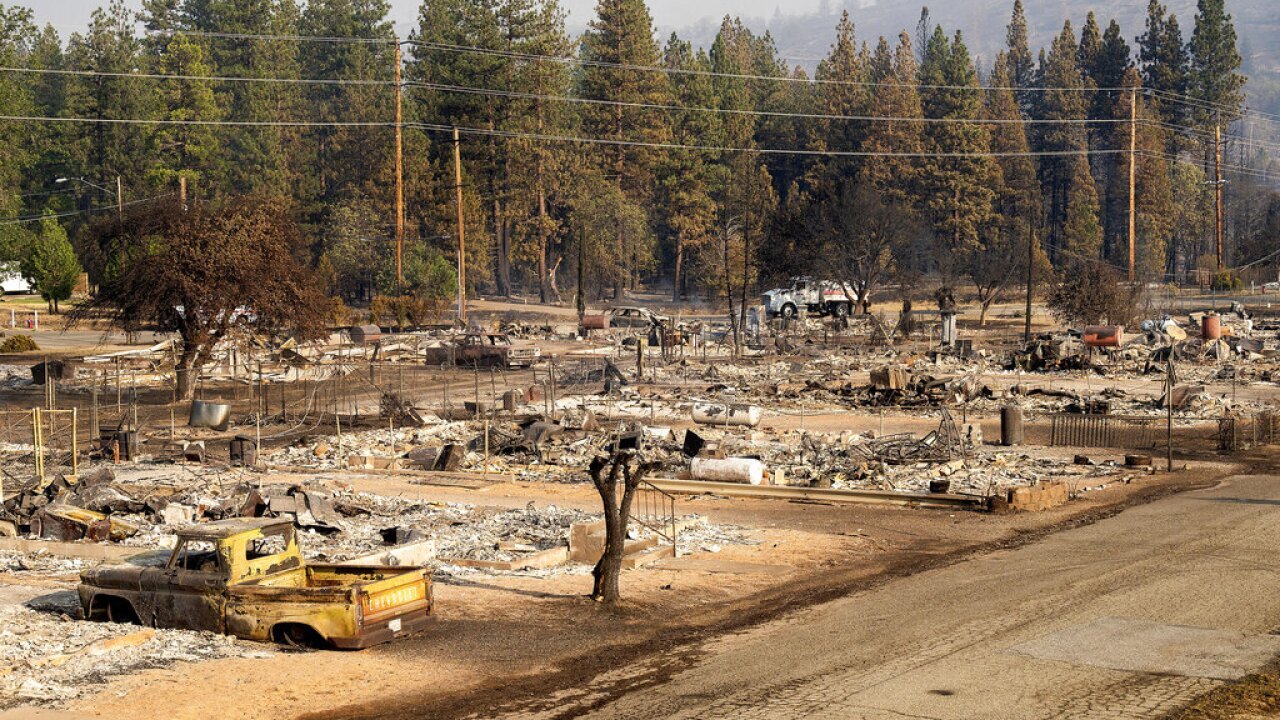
493 474 1280 720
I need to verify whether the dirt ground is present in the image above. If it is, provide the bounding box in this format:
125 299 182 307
8 458 1220 720
0 291 1276 719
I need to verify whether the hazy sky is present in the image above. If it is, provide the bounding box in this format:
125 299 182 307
30 0 826 36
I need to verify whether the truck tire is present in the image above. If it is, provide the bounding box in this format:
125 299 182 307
272 623 326 649
832 302 850 318
90 596 140 625
781 303 797 319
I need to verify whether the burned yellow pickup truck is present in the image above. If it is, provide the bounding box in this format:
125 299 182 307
78 518 433 649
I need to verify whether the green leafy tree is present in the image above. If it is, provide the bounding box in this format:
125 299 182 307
22 214 81 313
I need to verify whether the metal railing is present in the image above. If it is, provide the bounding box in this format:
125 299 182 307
627 478 678 548
1218 410 1280 451
1049 413 1164 450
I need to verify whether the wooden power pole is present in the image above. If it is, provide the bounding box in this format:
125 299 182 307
116 175 123 221
178 175 187 210
453 127 467 322
1127 87 1136 283
1215 122 1224 269
394 38 405 290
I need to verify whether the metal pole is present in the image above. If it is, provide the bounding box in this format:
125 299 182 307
1128 86 1136 283
453 127 467 322
1166 360 1174 472
393 38 405 290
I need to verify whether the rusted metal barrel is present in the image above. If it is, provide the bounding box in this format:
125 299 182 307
349 324 382 344
1202 313 1221 340
1001 405 1024 446
580 314 610 330
1083 325 1124 347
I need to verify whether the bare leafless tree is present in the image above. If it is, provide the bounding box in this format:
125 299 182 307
814 181 922 314
588 451 659 604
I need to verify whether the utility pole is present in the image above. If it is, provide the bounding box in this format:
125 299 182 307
1127 87 1136 283
1024 217 1033 344
178 175 187 210
1215 122 1224 269
453 127 467 322
116 175 123 221
393 38 405 290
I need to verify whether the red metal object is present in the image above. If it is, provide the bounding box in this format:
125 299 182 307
580 314 610 330
1083 325 1124 348
1201 313 1221 340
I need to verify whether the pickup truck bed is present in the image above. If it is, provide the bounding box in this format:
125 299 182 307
80 518 433 649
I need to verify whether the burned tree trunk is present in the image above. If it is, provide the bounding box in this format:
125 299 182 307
588 452 657 604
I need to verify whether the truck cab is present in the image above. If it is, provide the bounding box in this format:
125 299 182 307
79 518 433 649
762 277 852 319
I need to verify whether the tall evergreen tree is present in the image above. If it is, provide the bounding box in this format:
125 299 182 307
659 34 722 301
147 32 221 192
64 1 157 212
917 26 995 273
1034 20 1099 265
813 11 868 186
1137 0 1191 137
1188 0 1246 128
578 0 670 290
859 32 923 206
1005 0 1034 113
969 50 1046 325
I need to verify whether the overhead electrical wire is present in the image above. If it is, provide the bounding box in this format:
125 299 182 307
0 65 394 86
406 80 1134 124
0 193 174 225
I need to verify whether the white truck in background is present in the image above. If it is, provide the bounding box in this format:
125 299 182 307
762 277 853 319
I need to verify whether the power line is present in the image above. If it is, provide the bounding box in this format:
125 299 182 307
408 80 1136 125
0 193 174 226
413 121 1130 158
0 114 392 128
0 65 394 86
146 29 393 45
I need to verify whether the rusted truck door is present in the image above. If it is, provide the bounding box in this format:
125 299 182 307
156 538 227 632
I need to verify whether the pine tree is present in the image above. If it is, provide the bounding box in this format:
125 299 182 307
1061 155 1104 258
1188 0 1246 127
969 51 1046 326
813 11 868 185
1034 21 1095 265
578 0 670 291
64 1 158 212
1004 0 1034 113
178 0 304 195
298 0 395 205
659 34 722 301
859 32 923 205
504 0 575 302
0 5 37 248
917 26 995 271
147 32 221 192
1137 0 1191 135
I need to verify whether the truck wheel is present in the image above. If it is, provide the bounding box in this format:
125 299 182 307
273 623 326 649
91 596 139 624
781 303 797 319
832 302 850 318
